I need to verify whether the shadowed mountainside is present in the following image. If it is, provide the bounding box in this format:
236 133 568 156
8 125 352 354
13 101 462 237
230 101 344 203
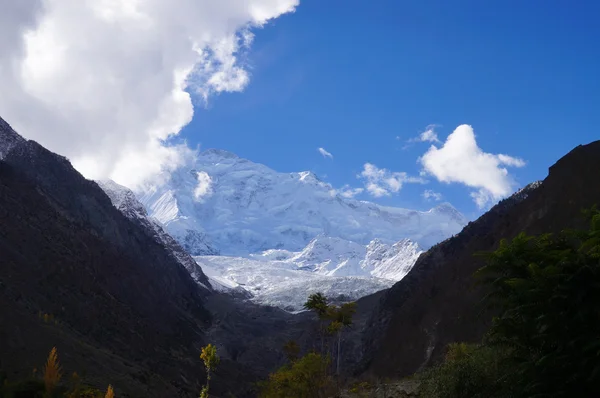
354 140 600 380
0 117 316 397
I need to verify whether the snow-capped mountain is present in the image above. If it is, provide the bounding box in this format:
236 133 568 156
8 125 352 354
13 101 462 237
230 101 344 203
251 235 423 280
93 148 467 311
131 148 467 310
138 149 467 256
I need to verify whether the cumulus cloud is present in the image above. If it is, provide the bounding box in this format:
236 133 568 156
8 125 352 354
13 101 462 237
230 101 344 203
317 147 333 159
422 189 443 202
193 171 213 201
0 0 298 190
419 124 526 208
359 163 426 198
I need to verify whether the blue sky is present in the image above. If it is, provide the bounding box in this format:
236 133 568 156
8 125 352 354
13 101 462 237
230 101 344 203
181 0 599 219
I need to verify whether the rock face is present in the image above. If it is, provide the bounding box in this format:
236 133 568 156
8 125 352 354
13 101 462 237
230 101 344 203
356 140 600 380
97 179 213 288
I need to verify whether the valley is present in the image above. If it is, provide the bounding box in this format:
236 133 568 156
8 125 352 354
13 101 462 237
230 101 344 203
2 115 600 397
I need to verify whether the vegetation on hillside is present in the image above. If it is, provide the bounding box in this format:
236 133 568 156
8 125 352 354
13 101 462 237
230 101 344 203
420 206 600 397
1 344 219 398
0 347 114 398
199 344 219 398
259 293 356 397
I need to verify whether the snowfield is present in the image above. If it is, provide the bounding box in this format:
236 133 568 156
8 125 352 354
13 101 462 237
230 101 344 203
195 255 395 312
193 234 426 310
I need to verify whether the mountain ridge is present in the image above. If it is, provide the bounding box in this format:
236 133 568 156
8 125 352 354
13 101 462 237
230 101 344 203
352 139 600 381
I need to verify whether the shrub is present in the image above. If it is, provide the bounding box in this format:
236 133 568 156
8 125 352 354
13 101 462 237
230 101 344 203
259 352 336 398
419 343 516 398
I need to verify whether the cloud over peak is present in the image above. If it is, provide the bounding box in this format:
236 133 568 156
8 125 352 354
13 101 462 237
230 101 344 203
0 0 298 190
419 124 525 208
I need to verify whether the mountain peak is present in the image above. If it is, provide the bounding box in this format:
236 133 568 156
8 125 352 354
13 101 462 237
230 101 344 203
97 179 148 218
297 171 322 184
199 148 240 160
0 116 25 159
431 202 468 224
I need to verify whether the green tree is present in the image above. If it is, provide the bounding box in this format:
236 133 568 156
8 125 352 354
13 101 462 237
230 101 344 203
259 353 336 398
199 344 220 398
419 343 516 398
303 293 330 353
304 293 356 374
303 292 328 316
326 302 356 375
474 206 600 397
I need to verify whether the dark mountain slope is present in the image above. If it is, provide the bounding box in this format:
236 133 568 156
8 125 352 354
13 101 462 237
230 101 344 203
357 140 600 379
0 116 320 397
0 150 215 396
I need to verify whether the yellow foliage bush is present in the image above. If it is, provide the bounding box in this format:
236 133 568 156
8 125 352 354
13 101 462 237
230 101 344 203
44 347 62 394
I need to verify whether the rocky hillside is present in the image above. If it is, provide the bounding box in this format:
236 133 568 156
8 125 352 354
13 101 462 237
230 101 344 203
354 140 600 380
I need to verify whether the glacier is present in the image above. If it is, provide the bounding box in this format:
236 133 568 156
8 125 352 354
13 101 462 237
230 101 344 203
195 235 425 311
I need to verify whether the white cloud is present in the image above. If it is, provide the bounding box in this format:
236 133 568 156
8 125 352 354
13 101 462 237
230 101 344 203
337 185 364 199
317 147 333 159
419 124 526 209
193 171 213 201
359 163 425 198
422 189 443 201
408 124 441 144
497 154 526 167
0 0 298 190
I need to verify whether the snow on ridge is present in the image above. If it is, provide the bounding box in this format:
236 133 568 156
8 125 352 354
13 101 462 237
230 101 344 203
195 253 396 312
0 116 25 159
204 234 425 310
